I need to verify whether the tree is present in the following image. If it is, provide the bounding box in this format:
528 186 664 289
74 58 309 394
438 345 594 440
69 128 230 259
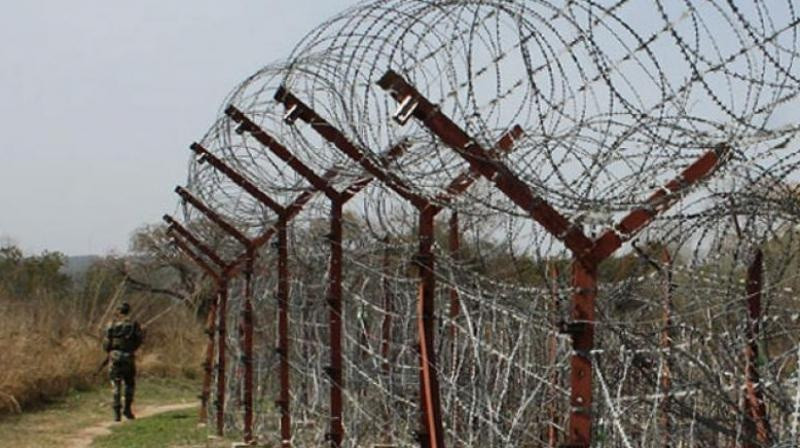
0 244 71 299
110 224 214 319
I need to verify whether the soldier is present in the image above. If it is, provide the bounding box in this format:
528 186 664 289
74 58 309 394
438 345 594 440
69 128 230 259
102 302 144 421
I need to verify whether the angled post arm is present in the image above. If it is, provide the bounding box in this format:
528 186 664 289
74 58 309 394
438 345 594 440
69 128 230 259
376 70 593 257
169 234 221 282
175 186 252 249
221 141 409 279
226 106 341 199
163 214 227 269
274 87 427 209
191 142 286 214
434 126 524 208
588 144 730 264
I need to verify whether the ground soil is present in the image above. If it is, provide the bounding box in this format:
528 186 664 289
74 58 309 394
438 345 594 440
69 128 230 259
0 377 201 448
64 402 198 448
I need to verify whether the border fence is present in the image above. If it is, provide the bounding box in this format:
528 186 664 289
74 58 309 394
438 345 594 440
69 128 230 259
161 1 800 446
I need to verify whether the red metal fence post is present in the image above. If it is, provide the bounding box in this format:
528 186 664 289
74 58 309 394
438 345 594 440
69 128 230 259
448 212 460 344
417 206 445 448
167 233 224 424
276 219 292 447
173 188 256 439
328 200 345 446
202 283 220 422
564 260 597 446
243 248 255 444
190 142 308 444
743 249 772 448
165 217 229 433
179 134 409 446
547 264 560 448
272 90 443 448
217 276 229 436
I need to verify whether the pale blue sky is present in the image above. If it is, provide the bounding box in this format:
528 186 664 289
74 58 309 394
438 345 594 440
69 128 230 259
0 1 353 255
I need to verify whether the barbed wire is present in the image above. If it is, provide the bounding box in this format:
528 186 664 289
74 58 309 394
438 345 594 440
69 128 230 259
171 1 800 446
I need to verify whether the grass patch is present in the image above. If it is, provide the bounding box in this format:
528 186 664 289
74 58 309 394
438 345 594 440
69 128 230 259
134 376 200 404
91 409 208 448
0 377 202 448
0 385 110 448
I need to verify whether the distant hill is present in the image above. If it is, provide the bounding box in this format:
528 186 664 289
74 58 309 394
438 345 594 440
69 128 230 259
61 255 102 278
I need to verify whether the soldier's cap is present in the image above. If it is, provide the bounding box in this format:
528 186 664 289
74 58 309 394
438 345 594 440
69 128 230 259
117 302 131 315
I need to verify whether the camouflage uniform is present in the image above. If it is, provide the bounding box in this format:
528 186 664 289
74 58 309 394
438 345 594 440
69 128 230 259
103 305 143 421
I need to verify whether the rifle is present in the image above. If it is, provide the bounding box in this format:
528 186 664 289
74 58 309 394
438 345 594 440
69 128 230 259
95 355 110 375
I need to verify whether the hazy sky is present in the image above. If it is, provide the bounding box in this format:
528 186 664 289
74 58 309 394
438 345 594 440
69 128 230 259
0 1 355 255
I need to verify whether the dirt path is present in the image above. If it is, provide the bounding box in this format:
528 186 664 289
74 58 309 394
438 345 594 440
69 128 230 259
64 402 198 448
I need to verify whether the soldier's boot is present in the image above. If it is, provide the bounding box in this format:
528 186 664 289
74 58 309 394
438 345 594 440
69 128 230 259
123 401 135 420
113 406 122 422
123 389 135 420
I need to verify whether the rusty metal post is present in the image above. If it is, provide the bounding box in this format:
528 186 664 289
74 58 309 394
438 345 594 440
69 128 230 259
216 276 229 436
562 260 597 446
448 212 460 343
243 248 255 444
743 249 772 448
276 219 291 447
547 264 560 448
417 206 445 448
660 249 673 447
327 200 345 446
198 283 219 423
179 137 410 445
169 236 222 424
166 220 228 428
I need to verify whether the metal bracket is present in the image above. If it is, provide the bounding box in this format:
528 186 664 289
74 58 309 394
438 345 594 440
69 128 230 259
283 104 301 124
393 95 419 125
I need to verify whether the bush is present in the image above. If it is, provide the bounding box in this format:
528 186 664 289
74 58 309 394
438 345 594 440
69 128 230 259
0 245 205 416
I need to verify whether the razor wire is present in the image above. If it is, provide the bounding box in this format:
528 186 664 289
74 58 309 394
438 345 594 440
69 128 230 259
171 1 800 446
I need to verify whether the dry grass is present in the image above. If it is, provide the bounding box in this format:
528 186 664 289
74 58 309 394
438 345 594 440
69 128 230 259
0 289 205 415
